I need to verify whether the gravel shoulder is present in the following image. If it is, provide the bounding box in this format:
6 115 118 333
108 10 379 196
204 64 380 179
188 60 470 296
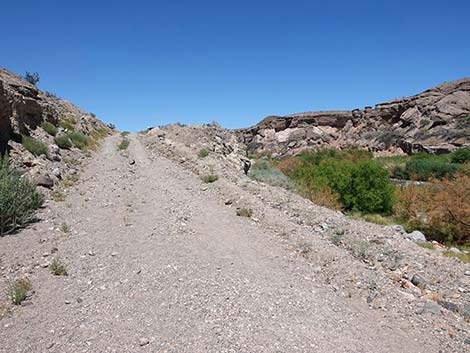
0 134 467 352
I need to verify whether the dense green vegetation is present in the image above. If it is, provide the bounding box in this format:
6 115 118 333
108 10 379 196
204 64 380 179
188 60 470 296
389 151 468 181
0 159 43 234
250 147 470 244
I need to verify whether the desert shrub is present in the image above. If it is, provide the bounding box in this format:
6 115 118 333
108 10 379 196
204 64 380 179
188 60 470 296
200 174 218 183
68 132 90 150
41 121 58 136
248 159 294 189
395 173 470 243
393 158 462 181
21 136 48 156
24 71 40 85
117 139 130 150
45 91 58 98
237 208 253 217
288 155 394 214
120 131 130 137
198 148 209 158
49 258 68 276
0 159 43 234
7 278 32 305
91 128 108 139
59 118 76 131
277 156 305 175
54 135 72 149
450 148 470 164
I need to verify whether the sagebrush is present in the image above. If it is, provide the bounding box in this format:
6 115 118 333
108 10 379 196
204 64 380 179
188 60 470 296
0 159 43 234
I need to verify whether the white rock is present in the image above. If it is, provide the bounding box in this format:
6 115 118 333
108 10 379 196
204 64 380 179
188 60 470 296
404 231 426 242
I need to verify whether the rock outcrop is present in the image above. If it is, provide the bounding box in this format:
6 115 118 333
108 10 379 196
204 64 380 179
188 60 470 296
0 68 111 188
238 78 470 156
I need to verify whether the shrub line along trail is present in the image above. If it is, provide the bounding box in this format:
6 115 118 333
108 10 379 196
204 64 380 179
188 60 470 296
0 135 452 352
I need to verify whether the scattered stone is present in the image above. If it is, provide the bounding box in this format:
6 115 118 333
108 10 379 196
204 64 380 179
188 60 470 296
129 159 136 165
224 199 233 205
34 174 54 188
411 274 427 288
465 270 470 276
449 247 462 254
461 305 470 320
88 251 96 256
418 301 441 315
138 338 150 346
392 225 405 233
111 251 119 257
438 301 459 313
404 231 426 243
76 297 83 303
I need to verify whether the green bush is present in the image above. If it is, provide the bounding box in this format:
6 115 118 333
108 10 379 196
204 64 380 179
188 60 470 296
117 139 130 150
41 121 58 136
200 174 218 183
21 136 48 156
394 158 462 181
450 148 470 164
288 152 394 214
54 135 72 149
198 148 209 158
0 159 43 234
24 71 40 85
68 132 90 150
59 118 76 131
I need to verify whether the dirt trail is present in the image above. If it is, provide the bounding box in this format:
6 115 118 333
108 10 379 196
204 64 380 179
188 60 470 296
1 135 445 352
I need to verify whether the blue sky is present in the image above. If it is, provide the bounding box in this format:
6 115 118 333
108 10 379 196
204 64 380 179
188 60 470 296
1 0 469 131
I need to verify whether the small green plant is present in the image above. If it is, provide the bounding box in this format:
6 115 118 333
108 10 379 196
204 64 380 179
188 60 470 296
198 148 209 158
331 231 344 245
62 174 79 188
352 240 370 259
236 208 253 217
6 278 32 305
59 118 76 131
120 131 130 137
60 223 71 234
21 136 48 156
68 132 90 150
0 159 43 234
45 91 58 98
41 121 58 136
443 251 470 263
50 190 65 202
200 174 218 183
49 258 68 276
117 139 130 150
24 71 40 85
54 135 72 149
417 242 435 250
90 113 96 118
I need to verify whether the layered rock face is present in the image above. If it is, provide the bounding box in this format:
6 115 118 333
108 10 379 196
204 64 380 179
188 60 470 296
238 78 470 156
0 68 110 187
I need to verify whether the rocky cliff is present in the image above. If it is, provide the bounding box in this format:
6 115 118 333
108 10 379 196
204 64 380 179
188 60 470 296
0 68 111 188
238 78 470 156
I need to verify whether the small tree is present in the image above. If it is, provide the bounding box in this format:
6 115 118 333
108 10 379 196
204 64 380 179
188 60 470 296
24 71 40 85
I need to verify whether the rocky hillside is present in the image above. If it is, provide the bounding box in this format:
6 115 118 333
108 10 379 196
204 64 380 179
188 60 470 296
0 68 111 188
238 78 470 156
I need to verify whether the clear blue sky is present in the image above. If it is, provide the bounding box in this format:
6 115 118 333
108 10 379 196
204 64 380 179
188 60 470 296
1 0 469 131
